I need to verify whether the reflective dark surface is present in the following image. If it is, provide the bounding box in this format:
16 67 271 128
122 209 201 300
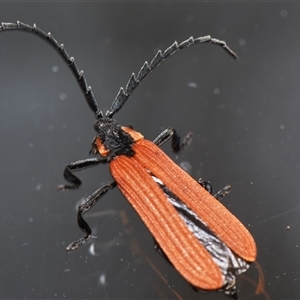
1 2 300 299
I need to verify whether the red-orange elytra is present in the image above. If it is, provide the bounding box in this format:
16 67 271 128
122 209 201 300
109 138 256 290
1 21 256 298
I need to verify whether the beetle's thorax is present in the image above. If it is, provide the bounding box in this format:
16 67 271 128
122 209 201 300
93 117 144 158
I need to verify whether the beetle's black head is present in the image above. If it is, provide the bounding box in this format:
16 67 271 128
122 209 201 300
93 117 135 157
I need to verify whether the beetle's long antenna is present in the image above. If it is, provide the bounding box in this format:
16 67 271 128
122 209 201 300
0 21 103 119
0 22 237 121
106 35 237 118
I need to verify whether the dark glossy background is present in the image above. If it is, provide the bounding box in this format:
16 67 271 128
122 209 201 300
1 2 300 300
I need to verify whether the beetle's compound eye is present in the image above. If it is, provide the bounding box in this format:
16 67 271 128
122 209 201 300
93 120 102 131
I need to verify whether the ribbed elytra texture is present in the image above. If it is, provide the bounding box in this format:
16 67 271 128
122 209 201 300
134 140 257 261
110 153 223 289
110 139 257 290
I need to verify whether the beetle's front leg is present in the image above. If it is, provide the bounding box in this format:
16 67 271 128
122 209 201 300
198 178 231 201
58 158 107 191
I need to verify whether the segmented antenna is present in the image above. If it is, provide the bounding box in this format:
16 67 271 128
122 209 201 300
0 21 103 118
1 21 237 120
106 35 237 118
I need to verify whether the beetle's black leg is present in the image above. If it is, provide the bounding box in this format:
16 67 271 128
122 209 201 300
153 128 193 152
198 178 231 201
66 181 117 252
214 185 231 201
224 283 239 300
58 158 107 191
154 130 230 199
198 178 213 194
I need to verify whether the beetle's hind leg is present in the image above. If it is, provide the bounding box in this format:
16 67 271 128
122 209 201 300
198 178 231 201
66 181 117 251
